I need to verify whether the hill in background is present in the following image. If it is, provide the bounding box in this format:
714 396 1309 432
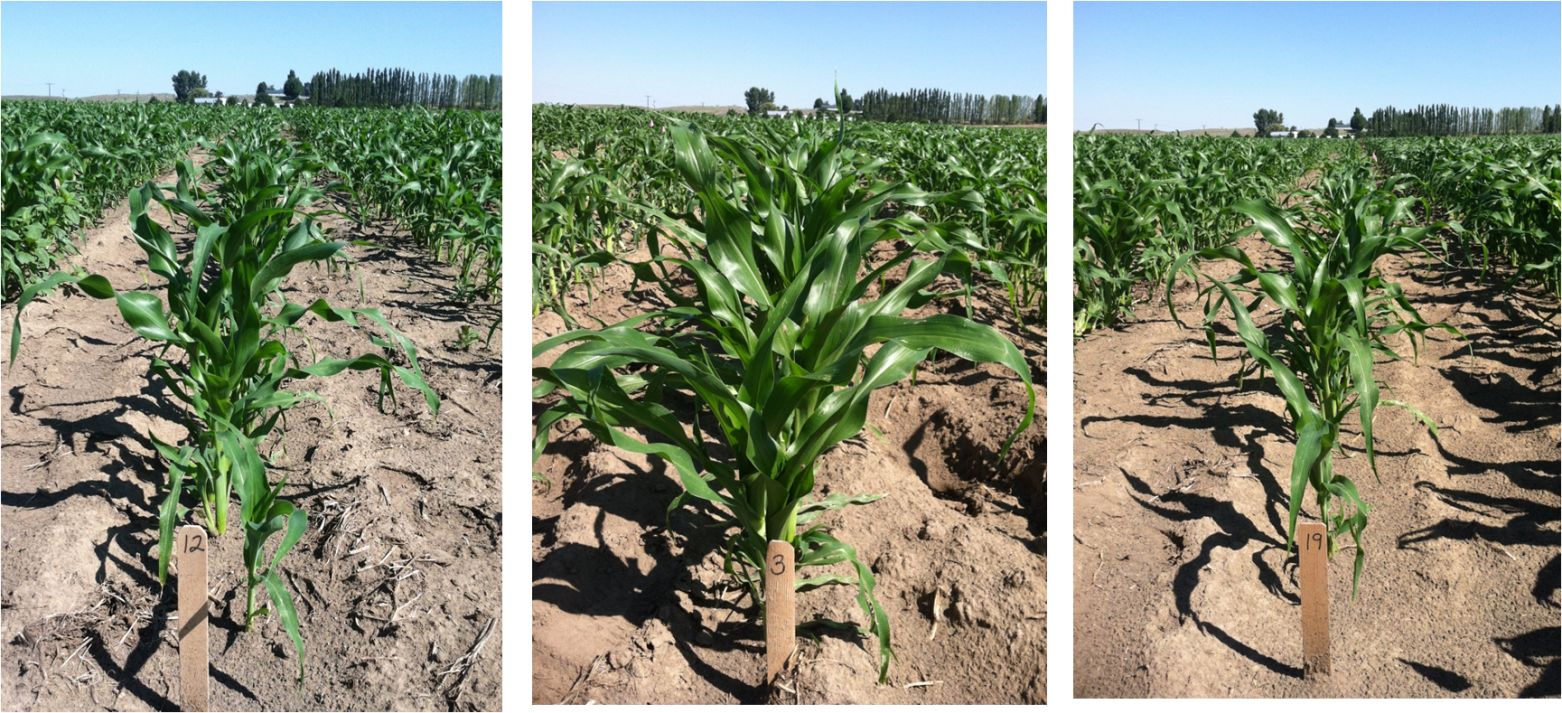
2 93 177 103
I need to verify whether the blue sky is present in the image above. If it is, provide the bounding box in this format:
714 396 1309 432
1 2 501 98
533 2 1046 109
1077 1 1562 131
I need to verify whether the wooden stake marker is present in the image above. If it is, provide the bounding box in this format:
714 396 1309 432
764 540 796 688
1297 522 1330 679
178 525 209 712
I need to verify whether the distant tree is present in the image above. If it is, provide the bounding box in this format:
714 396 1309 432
744 86 775 115
255 82 275 106
226 96 240 106
1349 107 1366 134
214 91 224 100
814 97 824 110
1035 94 1047 123
837 88 853 113
1268 123 1288 136
1230 130 1241 138
284 70 305 100
781 105 788 111
171 70 208 104
1253 108 1283 137
1298 129 1316 138
147 95 160 104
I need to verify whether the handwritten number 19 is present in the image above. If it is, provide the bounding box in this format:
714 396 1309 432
1306 532 1324 552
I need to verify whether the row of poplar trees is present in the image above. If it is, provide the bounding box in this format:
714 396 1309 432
854 88 1046 125
306 67 503 109
1364 104 1562 136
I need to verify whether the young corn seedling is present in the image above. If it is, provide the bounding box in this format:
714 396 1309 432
10 165 439 683
1166 164 1461 595
533 118 1034 683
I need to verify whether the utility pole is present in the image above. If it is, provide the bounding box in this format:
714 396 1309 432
645 95 651 109
1136 118 1142 131
46 82 53 98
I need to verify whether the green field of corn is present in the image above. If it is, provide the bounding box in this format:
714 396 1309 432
1 99 503 710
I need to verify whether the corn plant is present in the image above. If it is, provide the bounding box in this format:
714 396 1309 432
998 189 1048 319
1166 162 1462 595
533 120 1034 681
1073 175 1187 334
2 133 88 299
10 151 439 682
531 152 630 325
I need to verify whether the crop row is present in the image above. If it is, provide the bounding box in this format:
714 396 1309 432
288 107 504 305
5 99 500 687
1073 132 1332 334
1078 127 1562 603
1365 135 1560 305
2 101 240 298
1165 150 1462 591
532 105 1046 327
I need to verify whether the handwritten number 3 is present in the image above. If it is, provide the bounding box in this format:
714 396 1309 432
770 554 785 575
